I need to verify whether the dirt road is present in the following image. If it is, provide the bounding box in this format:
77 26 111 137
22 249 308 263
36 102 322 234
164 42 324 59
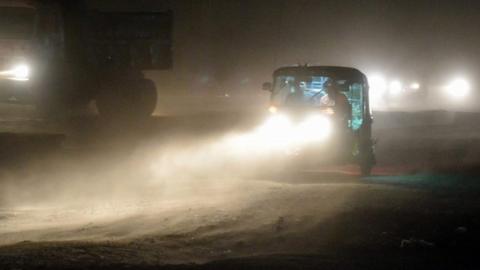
0 110 479 269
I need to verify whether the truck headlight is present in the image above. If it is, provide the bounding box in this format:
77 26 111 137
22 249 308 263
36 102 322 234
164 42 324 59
11 64 30 80
1 64 30 81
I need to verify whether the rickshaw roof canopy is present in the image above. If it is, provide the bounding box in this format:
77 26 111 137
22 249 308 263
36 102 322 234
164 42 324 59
273 66 367 83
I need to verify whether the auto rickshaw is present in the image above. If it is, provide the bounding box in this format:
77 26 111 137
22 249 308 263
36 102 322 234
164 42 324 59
262 65 376 175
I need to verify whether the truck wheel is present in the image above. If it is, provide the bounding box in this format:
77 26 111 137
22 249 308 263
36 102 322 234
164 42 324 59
96 79 157 120
134 79 157 117
33 75 71 120
35 95 69 120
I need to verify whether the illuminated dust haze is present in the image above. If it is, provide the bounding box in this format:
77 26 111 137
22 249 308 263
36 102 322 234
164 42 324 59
1 1 480 269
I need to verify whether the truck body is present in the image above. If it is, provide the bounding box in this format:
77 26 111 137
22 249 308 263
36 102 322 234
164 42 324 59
0 0 35 102
0 0 173 118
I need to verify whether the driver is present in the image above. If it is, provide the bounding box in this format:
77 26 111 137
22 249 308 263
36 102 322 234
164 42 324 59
285 80 305 106
321 80 352 121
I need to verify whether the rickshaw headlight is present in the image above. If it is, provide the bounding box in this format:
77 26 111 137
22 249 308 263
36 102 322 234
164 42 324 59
258 114 292 138
252 113 332 150
268 105 278 114
297 114 332 142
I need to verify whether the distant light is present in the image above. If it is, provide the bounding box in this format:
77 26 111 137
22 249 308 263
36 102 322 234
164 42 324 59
368 74 387 94
389 80 403 96
410 82 420 90
368 73 387 109
446 78 470 99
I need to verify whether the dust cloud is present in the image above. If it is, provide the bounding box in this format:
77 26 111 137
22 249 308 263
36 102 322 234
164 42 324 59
0 117 318 245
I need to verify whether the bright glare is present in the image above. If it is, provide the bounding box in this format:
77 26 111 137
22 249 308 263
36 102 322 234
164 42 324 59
369 74 387 93
446 78 470 99
227 114 332 155
268 105 278 114
368 74 387 108
1 64 30 81
227 114 294 153
257 114 292 140
297 114 332 142
12 65 29 79
258 114 332 147
410 82 420 90
389 80 403 96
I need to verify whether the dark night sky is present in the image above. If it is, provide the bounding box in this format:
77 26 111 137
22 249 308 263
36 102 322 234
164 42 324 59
89 0 480 95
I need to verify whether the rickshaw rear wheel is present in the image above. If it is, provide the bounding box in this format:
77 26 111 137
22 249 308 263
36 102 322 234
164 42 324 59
359 144 375 176
360 158 374 176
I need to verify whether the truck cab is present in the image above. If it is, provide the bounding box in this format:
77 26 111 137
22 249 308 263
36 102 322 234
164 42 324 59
0 0 36 101
0 0 173 120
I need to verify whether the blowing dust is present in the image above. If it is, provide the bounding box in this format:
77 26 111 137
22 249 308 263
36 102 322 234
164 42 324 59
0 120 304 242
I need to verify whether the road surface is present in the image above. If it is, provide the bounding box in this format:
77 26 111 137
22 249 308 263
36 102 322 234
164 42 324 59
0 109 479 269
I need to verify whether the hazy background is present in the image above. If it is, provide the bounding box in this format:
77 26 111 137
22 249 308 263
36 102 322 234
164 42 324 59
163 0 479 97
83 0 480 113
2 2 480 267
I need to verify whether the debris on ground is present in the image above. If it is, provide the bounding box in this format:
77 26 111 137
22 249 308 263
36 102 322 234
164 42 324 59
400 238 435 249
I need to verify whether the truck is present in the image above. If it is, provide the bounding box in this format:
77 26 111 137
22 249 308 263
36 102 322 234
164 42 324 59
0 0 172 119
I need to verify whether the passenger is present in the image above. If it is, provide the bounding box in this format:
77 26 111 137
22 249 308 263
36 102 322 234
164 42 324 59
321 80 352 121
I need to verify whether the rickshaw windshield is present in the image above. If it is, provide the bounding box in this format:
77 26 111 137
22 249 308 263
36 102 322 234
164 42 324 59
272 74 365 130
